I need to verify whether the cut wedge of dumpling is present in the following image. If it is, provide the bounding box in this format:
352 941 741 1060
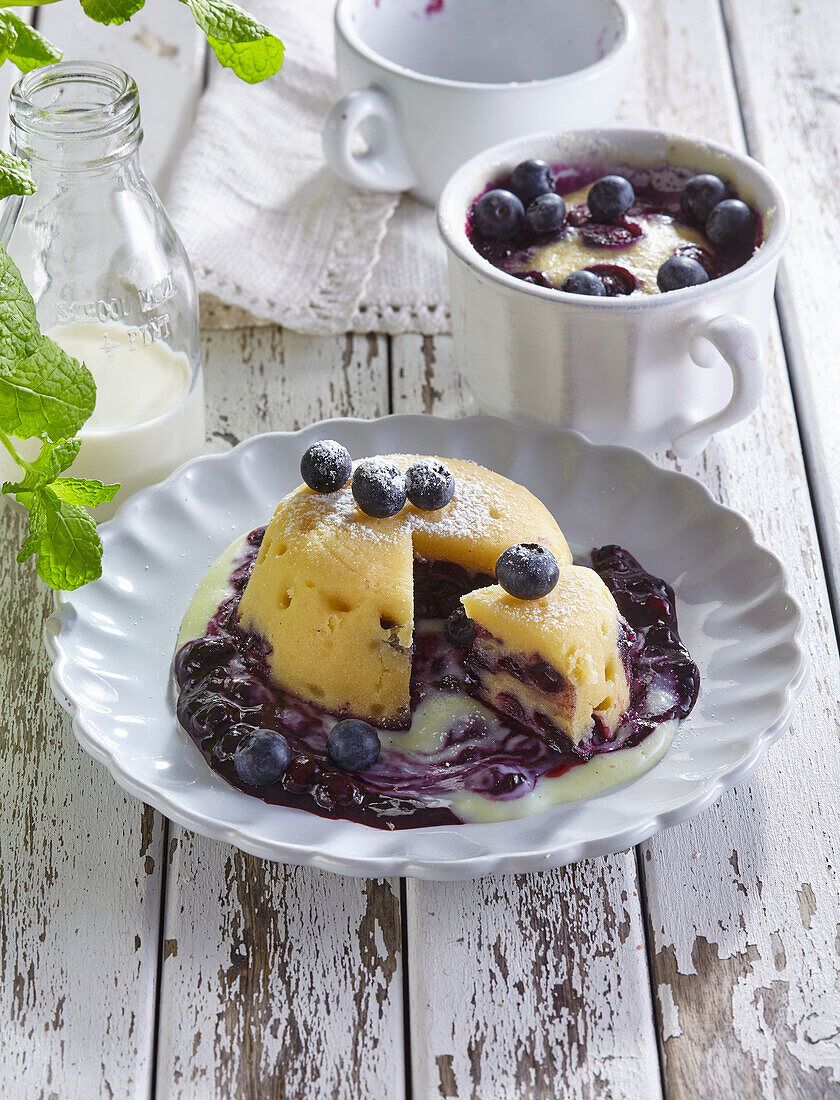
462 565 630 749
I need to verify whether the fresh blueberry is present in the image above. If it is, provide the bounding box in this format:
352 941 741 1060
405 459 455 511
495 543 560 600
326 719 381 772
560 270 606 296
233 728 291 786
300 439 352 494
174 636 236 687
473 188 525 240
656 255 710 292
705 198 756 254
351 458 407 518
509 159 555 206
587 175 635 223
444 605 476 647
525 192 567 235
680 173 728 223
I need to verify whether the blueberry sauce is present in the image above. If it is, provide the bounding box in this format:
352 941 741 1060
467 161 762 295
174 532 699 829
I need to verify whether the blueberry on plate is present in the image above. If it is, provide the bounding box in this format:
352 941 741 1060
174 635 235 687
473 188 525 240
587 175 635 223
405 458 455 511
234 728 291 786
680 173 728 223
300 439 352 494
352 458 407 518
327 719 381 772
657 255 710 292
560 270 606 296
509 159 555 206
705 198 756 254
496 543 560 600
525 192 567 235
444 605 476 647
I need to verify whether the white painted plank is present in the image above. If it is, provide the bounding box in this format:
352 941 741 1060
643 323 840 1099
720 0 840 667
391 333 662 1099
618 1 840 1093
36 0 206 196
157 835 404 1099
0 498 165 1097
405 856 660 1100
154 328 405 1100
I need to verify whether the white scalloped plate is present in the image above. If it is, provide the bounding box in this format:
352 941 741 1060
44 416 807 879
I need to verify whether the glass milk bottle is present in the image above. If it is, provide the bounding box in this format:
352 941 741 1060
0 61 205 518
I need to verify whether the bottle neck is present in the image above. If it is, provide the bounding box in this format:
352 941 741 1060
10 61 142 172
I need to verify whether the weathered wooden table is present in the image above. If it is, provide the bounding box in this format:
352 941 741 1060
2 1 839 1096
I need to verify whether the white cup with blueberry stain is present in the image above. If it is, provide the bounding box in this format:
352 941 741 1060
322 0 635 206
437 128 790 457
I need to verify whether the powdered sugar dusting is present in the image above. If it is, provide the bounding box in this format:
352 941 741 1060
276 453 558 551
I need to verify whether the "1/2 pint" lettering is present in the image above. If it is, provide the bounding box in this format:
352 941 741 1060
126 312 171 349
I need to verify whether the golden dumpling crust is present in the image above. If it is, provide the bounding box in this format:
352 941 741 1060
238 454 571 726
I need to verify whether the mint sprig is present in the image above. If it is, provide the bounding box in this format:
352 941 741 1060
0 155 120 590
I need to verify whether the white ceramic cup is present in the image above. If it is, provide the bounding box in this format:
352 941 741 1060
437 128 790 457
323 0 634 206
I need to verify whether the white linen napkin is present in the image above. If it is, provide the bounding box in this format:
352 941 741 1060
167 0 451 335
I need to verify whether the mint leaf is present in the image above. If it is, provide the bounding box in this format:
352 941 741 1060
2 436 81 493
80 0 145 27
0 11 61 71
0 150 35 199
0 334 95 441
52 476 119 507
0 245 42 365
15 484 104 589
2 433 114 588
0 12 17 67
181 0 283 83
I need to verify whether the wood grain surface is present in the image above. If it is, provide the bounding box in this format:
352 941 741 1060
0 502 166 1097
721 0 840 616
1 0 839 1097
617 2 840 1094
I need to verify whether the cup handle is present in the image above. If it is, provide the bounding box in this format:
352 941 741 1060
670 314 764 458
322 87 417 194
